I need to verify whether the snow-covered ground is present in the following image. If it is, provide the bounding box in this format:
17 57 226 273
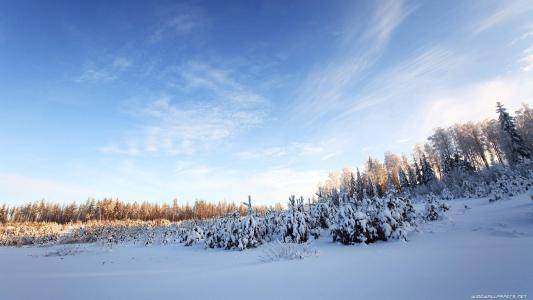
1 194 532 300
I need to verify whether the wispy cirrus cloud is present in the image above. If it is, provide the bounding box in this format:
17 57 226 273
340 47 463 113
520 46 533 72
100 62 268 156
472 0 533 35
293 0 416 123
148 4 205 43
363 0 417 47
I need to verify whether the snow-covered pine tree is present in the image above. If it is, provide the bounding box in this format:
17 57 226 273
283 196 309 243
423 194 449 221
237 196 263 250
375 195 413 241
421 155 436 185
366 177 376 199
331 193 375 244
398 168 410 193
331 184 416 245
407 164 417 188
306 198 321 239
261 210 274 240
184 225 204 246
440 187 454 201
355 168 365 202
497 102 531 164
349 171 357 199
330 187 340 207
204 219 222 248
239 213 261 250
312 192 336 229
414 160 423 186
385 172 397 195
204 210 241 249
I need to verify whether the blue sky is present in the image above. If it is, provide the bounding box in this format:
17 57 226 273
1 0 532 205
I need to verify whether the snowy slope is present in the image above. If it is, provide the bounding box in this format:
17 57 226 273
1 194 532 300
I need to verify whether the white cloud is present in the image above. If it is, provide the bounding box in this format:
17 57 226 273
236 143 324 160
521 23 533 40
112 57 132 70
472 0 533 35
364 0 416 47
520 46 533 72
342 47 461 113
101 63 268 156
76 56 132 83
178 62 266 107
521 53 533 72
403 75 533 140
149 4 204 43
293 0 415 122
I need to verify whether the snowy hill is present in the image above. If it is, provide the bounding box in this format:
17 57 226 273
1 193 531 300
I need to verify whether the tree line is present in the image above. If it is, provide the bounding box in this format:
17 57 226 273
318 102 532 199
0 198 283 224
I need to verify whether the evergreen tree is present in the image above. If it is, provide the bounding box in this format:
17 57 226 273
366 177 376 199
385 172 396 195
398 168 409 192
349 172 357 199
496 102 531 164
355 168 365 202
407 164 417 187
283 196 309 243
421 155 436 184
414 160 423 186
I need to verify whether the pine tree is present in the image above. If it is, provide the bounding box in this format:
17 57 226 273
407 165 417 187
238 196 262 250
497 102 531 164
366 177 376 199
398 168 409 193
355 168 365 202
421 155 436 184
349 172 357 199
283 196 309 243
414 160 423 186
385 172 397 195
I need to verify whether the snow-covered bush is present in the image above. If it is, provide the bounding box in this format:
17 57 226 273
423 194 450 221
259 240 318 262
237 213 263 250
0 222 63 246
183 225 204 246
440 188 454 201
488 173 532 202
330 201 371 244
310 198 335 229
204 211 241 249
282 196 309 243
331 194 417 245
